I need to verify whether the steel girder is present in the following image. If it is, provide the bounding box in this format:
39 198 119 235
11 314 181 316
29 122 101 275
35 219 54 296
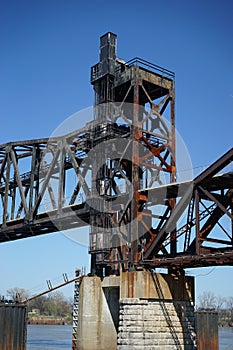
0 31 232 274
142 148 233 268
90 46 176 275
0 133 232 269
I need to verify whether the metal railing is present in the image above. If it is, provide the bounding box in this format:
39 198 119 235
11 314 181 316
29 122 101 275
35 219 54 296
116 57 175 79
91 57 175 82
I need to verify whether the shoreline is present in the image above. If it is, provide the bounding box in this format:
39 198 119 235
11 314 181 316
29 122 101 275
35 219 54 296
28 317 69 325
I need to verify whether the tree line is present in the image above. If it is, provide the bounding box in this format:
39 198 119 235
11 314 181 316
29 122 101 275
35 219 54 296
5 287 73 323
4 288 233 327
197 291 233 326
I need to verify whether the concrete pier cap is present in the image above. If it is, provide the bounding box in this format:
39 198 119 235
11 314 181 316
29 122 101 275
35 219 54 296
120 269 194 301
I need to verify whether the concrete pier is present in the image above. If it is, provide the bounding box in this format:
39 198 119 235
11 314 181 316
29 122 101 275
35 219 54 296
76 270 196 350
77 275 120 350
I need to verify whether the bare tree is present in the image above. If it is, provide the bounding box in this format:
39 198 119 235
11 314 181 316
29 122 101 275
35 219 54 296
6 287 29 302
226 296 233 322
215 295 226 311
197 291 216 309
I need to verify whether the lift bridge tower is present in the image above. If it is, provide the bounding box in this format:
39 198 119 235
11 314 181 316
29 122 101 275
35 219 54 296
74 33 197 350
89 32 176 277
0 32 231 349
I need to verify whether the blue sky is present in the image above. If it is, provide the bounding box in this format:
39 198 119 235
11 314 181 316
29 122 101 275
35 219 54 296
0 0 232 300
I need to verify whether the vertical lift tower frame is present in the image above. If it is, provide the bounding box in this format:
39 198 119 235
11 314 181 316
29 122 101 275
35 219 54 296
89 32 176 277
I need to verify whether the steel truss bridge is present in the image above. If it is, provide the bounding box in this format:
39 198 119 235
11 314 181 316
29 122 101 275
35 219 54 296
0 125 232 271
0 32 232 275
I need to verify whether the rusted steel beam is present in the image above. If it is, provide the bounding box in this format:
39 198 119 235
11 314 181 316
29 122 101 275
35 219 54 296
31 149 60 218
143 149 233 261
21 274 84 304
28 146 37 218
65 142 90 196
199 186 233 220
194 147 233 185
130 78 140 266
142 250 233 269
200 236 231 245
0 154 7 179
58 140 66 212
143 185 193 259
188 188 233 253
10 148 28 215
16 187 29 219
69 166 88 205
195 189 201 255
2 152 11 226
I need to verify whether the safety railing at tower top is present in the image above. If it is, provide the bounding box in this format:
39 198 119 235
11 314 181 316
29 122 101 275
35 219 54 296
91 57 175 82
115 57 175 80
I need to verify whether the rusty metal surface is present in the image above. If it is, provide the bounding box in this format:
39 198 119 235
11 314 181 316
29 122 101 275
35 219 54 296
0 303 27 350
89 32 176 275
120 270 194 301
0 32 232 275
142 148 233 268
195 311 219 350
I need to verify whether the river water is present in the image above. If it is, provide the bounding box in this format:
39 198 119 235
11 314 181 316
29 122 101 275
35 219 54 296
27 325 72 350
27 325 233 349
219 327 233 350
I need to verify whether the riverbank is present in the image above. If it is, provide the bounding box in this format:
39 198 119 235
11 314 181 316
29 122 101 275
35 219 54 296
219 321 233 327
27 315 72 325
